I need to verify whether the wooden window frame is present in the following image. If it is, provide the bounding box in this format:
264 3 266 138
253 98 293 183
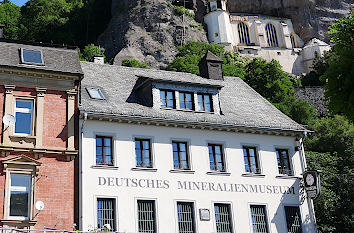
179 92 194 110
243 146 261 174
96 136 113 166
197 93 213 112
208 144 225 172
160 89 176 108
172 141 190 170
135 138 153 168
276 148 293 175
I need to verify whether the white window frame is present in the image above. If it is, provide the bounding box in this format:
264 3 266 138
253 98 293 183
20 48 44 66
14 98 34 136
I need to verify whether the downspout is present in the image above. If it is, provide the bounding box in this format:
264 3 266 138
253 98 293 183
78 112 87 230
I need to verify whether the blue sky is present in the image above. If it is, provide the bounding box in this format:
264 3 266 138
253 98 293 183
11 0 29 6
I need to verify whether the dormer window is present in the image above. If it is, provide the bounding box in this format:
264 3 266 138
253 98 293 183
179 92 194 110
87 88 105 100
160 90 175 108
20 48 44 65
197 93 213 112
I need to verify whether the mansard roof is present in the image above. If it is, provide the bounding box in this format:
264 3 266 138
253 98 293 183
0 39 83 76
79 61 307 134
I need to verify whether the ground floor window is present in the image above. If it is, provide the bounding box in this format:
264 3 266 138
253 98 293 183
285 206 303 233
9 174 31 219
250 205 269 233
97 198 116 231
177 202 195 233
137 200 156 233
214 203 233 233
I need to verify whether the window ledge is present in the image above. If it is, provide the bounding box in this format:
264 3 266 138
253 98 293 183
0 219 37 226
275 175 300 179
131 167 157 172
10 135 36 139
206 171 231 176
242 173 265 178
160 107 216 115
170 169 195 174
91 165 119 170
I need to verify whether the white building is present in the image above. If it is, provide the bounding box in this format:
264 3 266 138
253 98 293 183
203 0 331 75
78 54 317 233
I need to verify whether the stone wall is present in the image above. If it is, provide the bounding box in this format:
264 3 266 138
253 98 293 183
294 86 328 116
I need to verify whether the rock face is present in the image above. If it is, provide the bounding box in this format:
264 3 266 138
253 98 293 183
97 0 208 69
98 0 351 68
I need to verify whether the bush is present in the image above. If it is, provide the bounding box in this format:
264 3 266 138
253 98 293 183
79 44 105 62
121 59 150 69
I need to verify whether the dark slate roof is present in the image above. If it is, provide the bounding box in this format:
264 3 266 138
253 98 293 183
0 39 83 75
80 62 306 132
203 51 223 62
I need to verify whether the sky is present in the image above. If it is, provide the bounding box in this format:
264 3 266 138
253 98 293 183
11 0 29 6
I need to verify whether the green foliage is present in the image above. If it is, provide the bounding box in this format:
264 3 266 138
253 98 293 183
301 51 333 86
0 2 21 39
165 1 195 18
244 58 298 103
321 14 354 120
274 96 319 125
121 59 150 69
305 116 354 232
79 44 104 62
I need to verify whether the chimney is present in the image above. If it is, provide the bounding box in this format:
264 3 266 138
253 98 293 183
0 24 4 39
93 55 104 65
198 51 224 80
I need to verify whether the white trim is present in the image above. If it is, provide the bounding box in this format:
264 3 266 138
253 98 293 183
135 197 159 233
14 99 34 136
94 195 118 231
174 199 198 233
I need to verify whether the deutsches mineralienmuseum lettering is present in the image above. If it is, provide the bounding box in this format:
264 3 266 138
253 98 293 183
98 177 296 195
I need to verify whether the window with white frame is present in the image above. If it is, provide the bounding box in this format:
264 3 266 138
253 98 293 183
285 206 303 233
14 99 34 135
250 205 269 233
265 23 279 47
177 202 195 233
137 200 156 233
9 174 32 220
214 203 233 233
238 22 251 45
97 198 116 231
197 93 213 112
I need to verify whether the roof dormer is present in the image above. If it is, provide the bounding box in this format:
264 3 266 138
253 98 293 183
208 0 227 13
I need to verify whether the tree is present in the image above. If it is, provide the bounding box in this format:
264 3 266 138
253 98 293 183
305 115 354 232
321 14 354 120
244 58 299 103
0 1 21 39
79 44 104 62
301 51 333 86
122 59 150 69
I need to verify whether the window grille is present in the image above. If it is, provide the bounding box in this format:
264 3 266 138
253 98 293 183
97 198 116 231
173 141 190 169
285 206 303 233
238 22 251 45
96 136 113 165
177 202 195 233
250 205 269 233
137 200 156 233
197 94 213 112
276 149 293 175
290 34 297 48
135 139 152 168
265 24 279 47
214 203 233 233
179 92 194 110
208 144 225 171
160 90 175 108
15 99 33 135
243 147 260 173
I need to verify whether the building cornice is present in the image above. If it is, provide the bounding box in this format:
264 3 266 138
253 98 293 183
80 111 310 137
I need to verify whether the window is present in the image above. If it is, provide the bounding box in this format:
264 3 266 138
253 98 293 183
208 144 225 171
214 203 233 233
285 206 303 233
21 48 43 65
216 0 222 9
137 200 156 233
9 174 31 220
290 34 297 48
96 136 113 165
135 139 152 168
14 99 33 136
177 202 195 233
197 94 213 112
173 141 190 169
179 92 194 110
97 198 116 231
276 149 293 175
243 147 260 174
238 22 251 45
265 24 279 47
87 88 105 99
160 90 175 108
250 205 269 233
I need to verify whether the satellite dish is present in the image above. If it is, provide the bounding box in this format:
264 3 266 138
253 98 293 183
3 114 15 126
35 201 45 211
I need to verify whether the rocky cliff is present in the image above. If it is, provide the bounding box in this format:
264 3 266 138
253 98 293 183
98 0 352 68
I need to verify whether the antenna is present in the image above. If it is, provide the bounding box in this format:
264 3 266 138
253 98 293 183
2 114 15 127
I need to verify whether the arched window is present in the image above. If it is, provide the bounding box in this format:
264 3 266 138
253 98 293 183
290 34 297 48
238 22 251 45
265 23 279 47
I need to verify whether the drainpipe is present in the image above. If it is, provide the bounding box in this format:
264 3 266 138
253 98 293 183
78 112 87 229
